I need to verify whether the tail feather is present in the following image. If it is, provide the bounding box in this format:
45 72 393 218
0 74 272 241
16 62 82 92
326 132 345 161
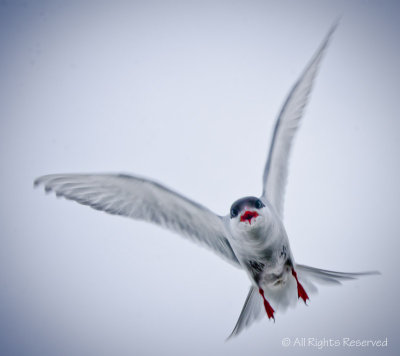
296 264 380 287
227 286 263 340
228 265 380 339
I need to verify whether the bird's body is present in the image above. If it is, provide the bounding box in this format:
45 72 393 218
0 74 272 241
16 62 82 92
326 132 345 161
224 196 308 329
35 23 379 338
227 198 291 288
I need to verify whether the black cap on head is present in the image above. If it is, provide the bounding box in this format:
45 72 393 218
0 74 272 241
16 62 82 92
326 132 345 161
230 196 265 218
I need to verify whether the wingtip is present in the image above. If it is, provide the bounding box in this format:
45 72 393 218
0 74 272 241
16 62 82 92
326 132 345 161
34 175 53 192
319 20 340 53
33 177 41 188
34 175 48 189
330 17 341 34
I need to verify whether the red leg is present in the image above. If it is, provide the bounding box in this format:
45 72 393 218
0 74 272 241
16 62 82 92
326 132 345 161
258 288 275 321
291 269 309 304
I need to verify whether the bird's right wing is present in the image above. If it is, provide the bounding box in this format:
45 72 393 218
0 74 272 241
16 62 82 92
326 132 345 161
261 24 337 219
35 173 240 267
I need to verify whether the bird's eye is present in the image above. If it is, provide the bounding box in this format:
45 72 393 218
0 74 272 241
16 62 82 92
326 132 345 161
255 200 264 209
230 208 238 219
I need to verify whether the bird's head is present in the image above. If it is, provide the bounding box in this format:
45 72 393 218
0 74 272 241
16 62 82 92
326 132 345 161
229 196 267 233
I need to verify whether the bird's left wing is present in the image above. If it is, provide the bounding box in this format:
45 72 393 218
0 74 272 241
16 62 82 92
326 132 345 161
261 24 337 219
35 173 240 266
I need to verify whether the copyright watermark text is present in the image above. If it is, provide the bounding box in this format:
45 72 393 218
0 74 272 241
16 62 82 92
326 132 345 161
281 337 388 349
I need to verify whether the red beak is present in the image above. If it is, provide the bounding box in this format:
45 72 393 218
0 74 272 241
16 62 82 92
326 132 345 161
240 210 259 224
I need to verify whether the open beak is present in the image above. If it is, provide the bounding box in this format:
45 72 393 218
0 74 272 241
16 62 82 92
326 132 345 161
240 210 259 224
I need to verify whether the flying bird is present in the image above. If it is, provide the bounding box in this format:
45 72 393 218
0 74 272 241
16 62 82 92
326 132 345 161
35 24 378 338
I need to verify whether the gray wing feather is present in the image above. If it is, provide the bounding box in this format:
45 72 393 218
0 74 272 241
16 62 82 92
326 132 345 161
261 24 337 218
35 173 240 266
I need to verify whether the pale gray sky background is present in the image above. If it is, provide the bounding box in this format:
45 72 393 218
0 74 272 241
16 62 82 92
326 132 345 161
1 1 399 355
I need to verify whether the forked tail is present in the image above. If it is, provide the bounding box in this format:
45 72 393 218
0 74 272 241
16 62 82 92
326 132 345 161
227 265 379 339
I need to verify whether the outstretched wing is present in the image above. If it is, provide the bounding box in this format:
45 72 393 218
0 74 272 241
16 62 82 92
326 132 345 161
35 173 240 266
261 24 337 219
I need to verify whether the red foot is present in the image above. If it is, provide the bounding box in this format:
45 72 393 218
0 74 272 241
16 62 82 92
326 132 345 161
259 288 275 321
292 269 309 304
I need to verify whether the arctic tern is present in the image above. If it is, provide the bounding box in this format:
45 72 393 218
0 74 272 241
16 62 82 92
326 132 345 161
35 24 378 338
